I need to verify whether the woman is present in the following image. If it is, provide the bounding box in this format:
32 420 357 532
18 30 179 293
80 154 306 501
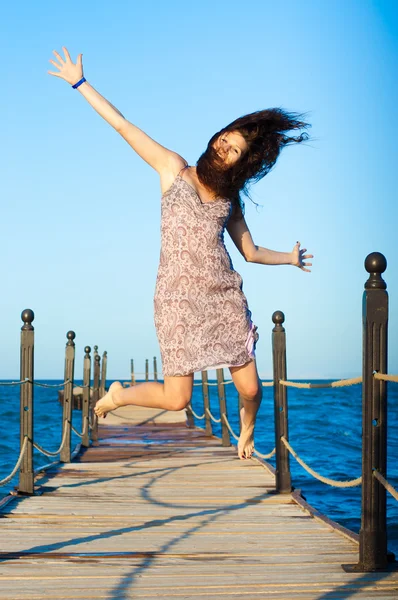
49 47 313 459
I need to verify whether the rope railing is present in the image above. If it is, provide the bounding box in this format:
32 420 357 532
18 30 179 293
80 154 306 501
373 470 398 502
189 405 205 420
280 436 362 488
0 380 26 386
33 421 70 458
205 407 222 423
71 417 89 439
0 437 28 487
32 379 72 388
279 376 362 389
374 372 398 384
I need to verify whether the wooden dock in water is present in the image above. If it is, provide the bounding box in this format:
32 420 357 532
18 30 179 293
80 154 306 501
1 407 397 599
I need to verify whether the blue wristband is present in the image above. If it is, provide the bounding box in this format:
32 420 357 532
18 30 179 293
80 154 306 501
72 77 86 89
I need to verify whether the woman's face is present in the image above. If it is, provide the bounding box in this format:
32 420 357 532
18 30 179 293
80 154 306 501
212 131 248 167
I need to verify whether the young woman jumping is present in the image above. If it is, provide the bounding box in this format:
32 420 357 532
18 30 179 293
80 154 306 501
48 47 313 459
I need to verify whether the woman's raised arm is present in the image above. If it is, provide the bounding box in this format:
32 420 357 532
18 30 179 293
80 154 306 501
48 47 182 174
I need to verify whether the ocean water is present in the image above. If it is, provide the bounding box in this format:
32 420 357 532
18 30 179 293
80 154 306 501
1 379 397 558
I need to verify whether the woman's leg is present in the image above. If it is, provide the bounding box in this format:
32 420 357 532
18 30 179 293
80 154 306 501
94 374 194 417
229 360 262 459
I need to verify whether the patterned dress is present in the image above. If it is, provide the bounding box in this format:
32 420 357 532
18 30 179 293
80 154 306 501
154 171 259 377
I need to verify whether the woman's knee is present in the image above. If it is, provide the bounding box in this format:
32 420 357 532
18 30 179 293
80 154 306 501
236 378 262 401
164 377 193 411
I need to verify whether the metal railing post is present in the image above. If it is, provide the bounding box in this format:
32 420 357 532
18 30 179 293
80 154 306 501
272 311 292 493
201 371 212 436
60 331 75 463
238 394 244 434
91 354 100 445
100 350 107 399
345 252 389 572
19 309 35 494
131 359 136 386
216 368 230 446
186 404 195 428
145 359 149 382
153 356 158 382
82 346 91 448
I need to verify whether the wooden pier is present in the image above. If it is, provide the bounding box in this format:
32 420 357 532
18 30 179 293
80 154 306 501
0 406 397 599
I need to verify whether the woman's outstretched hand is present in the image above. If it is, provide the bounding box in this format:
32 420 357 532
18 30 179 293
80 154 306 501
291 242 313 272
48 47 83 86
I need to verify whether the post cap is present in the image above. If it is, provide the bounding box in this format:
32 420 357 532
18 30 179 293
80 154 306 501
21 309 34 324
84 346 91 354
272 310 285 325
364 252 387 290
67 330 76 341
95 354 101 362
21 309 34 331
365 252 387 274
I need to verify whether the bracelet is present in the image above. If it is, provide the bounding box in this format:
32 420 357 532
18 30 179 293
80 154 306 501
72 77 86 89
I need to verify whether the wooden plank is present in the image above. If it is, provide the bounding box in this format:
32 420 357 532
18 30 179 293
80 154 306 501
0 405 396 599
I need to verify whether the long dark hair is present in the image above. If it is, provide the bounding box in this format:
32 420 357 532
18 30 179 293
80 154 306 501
196 108 311 218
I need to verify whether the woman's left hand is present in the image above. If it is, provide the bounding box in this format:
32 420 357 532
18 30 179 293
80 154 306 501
291 241 313 272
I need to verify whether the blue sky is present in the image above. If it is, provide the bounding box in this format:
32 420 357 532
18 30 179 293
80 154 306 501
1 0 397 380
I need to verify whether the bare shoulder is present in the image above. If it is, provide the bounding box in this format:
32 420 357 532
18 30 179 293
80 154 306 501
159 153 187 195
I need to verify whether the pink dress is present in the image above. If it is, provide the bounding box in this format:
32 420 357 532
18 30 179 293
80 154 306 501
154 172 259 377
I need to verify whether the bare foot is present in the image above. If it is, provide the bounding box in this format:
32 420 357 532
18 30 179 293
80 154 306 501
94 381 123 419
238 407 255 459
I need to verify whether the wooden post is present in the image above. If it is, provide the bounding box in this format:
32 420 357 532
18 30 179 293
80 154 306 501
82 346 91 448
344 253 389 572
18 309 35 495
216 368 230 447
145 359 149 382
272 311 292 493
91 354 100 445
201 371 212 437
131 359 135 386
153 356 158 382
100 350 107 399
60 331 75 463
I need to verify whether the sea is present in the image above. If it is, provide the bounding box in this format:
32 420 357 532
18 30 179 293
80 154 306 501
1 379 397 558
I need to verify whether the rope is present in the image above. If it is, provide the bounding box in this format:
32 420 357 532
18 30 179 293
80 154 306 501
254 447 276 459
0 380 26 386
32 380 72 389
71 417 89 439
0 437 28 487
205 408 222 423
33 421 69 457
279 376 362 389
221 413 239 441
281 436 362 487
221 414 276 459
197 380 234 387
374 373 398 384
373 470 398 501
73 383 91 390
261 382 274 387
189 405 205 420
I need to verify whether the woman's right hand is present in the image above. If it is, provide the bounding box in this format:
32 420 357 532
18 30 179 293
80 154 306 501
48 47 84 85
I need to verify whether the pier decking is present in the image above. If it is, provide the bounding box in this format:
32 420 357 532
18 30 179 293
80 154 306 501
0 407 397 599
